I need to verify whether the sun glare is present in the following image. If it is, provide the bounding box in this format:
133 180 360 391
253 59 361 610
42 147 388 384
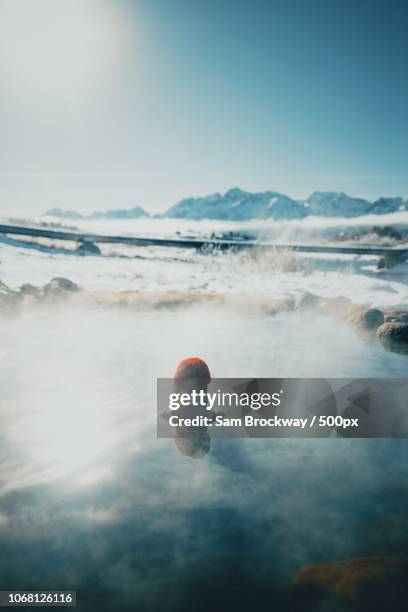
0 0 128 100
16 388 118 483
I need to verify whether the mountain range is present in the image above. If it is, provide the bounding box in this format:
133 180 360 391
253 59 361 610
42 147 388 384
45 206 148 221
45 189 408 221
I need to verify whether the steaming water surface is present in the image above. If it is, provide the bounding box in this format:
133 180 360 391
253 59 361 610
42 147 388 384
0 307 407 610
1 216 408 610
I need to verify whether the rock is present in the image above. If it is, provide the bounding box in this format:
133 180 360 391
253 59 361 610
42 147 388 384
293 556 408 611
377 322 408 355
0 280 22 314
20 283 42 296
43 277 80 294
278 297 296 312
295 292 321 310
41 277 81 302
386 309 408 317
384 313 401 323
76 241 101 255
349 307 384 330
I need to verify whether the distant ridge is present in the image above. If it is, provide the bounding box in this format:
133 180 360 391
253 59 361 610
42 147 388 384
45 189 408 221
165 188 308 221
45 206 149 220
165 188 408 220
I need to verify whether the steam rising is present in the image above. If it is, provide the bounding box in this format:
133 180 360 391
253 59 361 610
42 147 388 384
0 303 407 609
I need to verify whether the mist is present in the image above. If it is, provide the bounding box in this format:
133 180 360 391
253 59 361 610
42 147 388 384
0 302 407 609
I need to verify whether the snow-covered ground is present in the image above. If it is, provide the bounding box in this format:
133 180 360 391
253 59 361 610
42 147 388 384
0 214 408 309
1 240 408 309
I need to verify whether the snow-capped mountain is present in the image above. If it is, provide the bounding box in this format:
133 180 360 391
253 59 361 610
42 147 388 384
89 206 148 220
165 188 308 220
45 206 149 220
45 208 83 220
304 192 373 217
370 197 408 215
44 190 408 222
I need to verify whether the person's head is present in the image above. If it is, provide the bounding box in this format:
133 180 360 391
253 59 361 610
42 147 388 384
172 357 212 459
173 357 211 393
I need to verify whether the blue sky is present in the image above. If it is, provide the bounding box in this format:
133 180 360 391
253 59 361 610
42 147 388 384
0 0 407 214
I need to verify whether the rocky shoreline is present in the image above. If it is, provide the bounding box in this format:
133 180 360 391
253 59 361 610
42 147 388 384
1 276 407 356
293 556 408 611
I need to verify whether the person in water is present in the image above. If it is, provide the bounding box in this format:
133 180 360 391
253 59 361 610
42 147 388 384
172 357 212 459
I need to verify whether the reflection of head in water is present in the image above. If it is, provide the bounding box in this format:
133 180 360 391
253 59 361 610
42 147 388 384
173 432 211 459
173 357 212 459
